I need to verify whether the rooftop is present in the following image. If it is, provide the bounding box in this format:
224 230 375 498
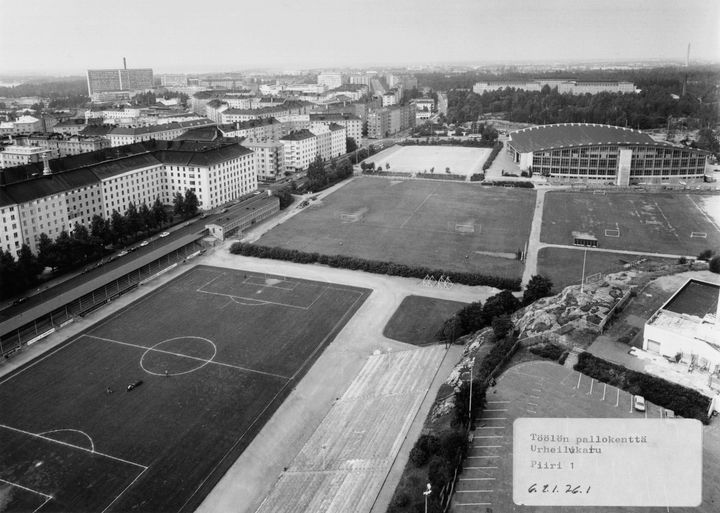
280 129 315 141
509 123 660 153
663 279 719 318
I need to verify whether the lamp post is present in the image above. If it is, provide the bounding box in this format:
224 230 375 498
423 483 432 513
580 247 588 294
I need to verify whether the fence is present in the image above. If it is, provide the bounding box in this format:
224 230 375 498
0 242 202 358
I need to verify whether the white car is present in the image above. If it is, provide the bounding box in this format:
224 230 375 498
140 240 149 247
160 232 170 237
118 250 128 257
633 395 646 412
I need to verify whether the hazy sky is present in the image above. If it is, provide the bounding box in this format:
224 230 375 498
1 0 718 74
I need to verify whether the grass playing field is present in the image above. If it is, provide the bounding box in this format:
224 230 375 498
258 177 536 279
541 191 720 255
369 145 491 177
536 247 677 291
383 295 467 345
453 360 720 512
0 265 369 513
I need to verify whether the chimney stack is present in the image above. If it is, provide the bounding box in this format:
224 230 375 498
123 57 127 70
42 152 51 176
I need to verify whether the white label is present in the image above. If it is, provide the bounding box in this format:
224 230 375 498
513 418 702 507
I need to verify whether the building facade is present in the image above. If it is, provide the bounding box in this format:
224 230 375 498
507 123 709 185
107 119 215 147
87 68 154 101
218 118 283 142
473 79 635 95
309 113 362 145
0 145 48 169
244 141 285 181
280 130 317 172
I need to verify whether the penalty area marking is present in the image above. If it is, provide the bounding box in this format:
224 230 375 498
197 286 326 311
38 428 95 452
604 229 620 237
690 232 707 238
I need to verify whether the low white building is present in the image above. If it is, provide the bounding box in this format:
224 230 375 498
0 145 48 169
643 278 720 372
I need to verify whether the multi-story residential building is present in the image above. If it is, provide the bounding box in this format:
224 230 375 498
317 73 346 90
276 114 310 135
472 79 636 95
85 108 142 123
107 119 215 147
205 100 229 124
381 91 399 107
0 140 256 257
309 124 332 161
280 129 317 172
52 119 89 136
309 113 362 145
217 118 283 142
412 98 435 121
368 104 416 138
349 74 372 86
160 74 188 87
0 116 44 136
328 123 347 158
244 140 284 181
23 133 111 158
0 145 47 169
367 108 390 139
86 67 154 101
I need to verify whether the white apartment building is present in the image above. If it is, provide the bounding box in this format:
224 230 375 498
0 140 257 257
107 119 215 147
381 91 398 107
0 145 48 169
309 124 332 161
328 124 346 158
280 130 317 172
309 113 362 144
0 116 43 136
245 141 285 181
317 73 345 90
218 118 283 142
205 100 229 123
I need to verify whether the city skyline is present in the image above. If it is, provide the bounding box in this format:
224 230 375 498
0 0 718 75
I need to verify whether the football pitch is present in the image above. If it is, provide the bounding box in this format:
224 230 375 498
541 191 720 255
369 145 491 177
0 265 369 513
258 177 536 278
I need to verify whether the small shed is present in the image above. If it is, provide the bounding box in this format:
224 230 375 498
572 231 598 248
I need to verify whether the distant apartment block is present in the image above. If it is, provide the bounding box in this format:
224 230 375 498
107 119 215 147
412 98 434 121
0 145 47 169
368 104 416 138
317 73 346 90
86 68 154 101
22 133 111 158
280 129 317 172
0 140 256 257
217 118 283 142
244 140 285 181
160 74 188 87
472 79 636 95
309 113 362 144
0 115 43 136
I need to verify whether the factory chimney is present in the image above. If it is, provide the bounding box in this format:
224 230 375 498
123 57 127 70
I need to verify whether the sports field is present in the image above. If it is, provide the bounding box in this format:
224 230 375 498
453 361 720 512
536 247 677 291
541 191 720 255
0 265 369 513
258 177 536 278
383 295 466 345
369 145 491 177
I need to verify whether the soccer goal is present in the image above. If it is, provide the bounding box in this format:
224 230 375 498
585 272 603 284
340 213 361 222
604 229 620 237
422 275 437 287
593 190 607 195
690 232 707 239
455 223 475 234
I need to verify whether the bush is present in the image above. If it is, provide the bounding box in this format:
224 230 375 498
697 249 715 261
469 173 484 181
482 141 504 171
529 343 566 361
492 314 513 339
481 180 534 188
228 243 521 290
409 446 429 467
558 351 569 365
574 352 711 424
710 255 720 274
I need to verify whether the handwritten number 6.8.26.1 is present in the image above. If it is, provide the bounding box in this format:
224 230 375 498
528 483 591 494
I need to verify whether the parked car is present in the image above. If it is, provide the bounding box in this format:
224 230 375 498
118 250 128 257
160 232 170 238
140 240 149 247
633 395 646 412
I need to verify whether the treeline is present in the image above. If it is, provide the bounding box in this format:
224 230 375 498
229 243 521 290
0 77 87 99
447 86 718 129
575 352 711 423
482 141 503 170
0 190 197 301
305 155 353 193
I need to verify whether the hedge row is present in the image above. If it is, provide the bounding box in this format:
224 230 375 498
229 243 521 290
482 141 504 171
416 172 466 181
481 180 535 188
477 335 520 383
529 343 566 362
402 138 496 148
574 352 711 424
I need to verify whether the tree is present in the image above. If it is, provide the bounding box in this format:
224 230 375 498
37 232 54 270
492 314 514 340
183 189 199 218
696 128 720 156
482 290 520 325
523 275 554 305
274 186 294 210
456 301 484 335
385 162 390 170
710 255 720 274
16 244 42 283
90 215 111 246
306 155 327 192
110 209 127 242
125 202 142 236
0 249 19 299
346 137 358 153
152 197 168 226
139 202 154 230
173 192 185 217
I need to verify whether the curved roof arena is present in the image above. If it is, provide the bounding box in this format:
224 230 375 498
508 123 658 153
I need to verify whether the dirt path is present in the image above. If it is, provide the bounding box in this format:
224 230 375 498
196 250 499 513
521 188 547 286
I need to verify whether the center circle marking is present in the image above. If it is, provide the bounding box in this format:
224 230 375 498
139 336 217 376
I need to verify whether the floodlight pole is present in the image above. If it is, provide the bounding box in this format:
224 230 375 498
468 358 474 427
423 483 432 513
580 247 588 294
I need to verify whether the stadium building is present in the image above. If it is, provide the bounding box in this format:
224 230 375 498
507 123 709 185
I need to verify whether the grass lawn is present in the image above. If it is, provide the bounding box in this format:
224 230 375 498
368 145 491 177
0 265 369 513
258 177 536 280
536 247 677 291
383 295 467 345
541 191 720 255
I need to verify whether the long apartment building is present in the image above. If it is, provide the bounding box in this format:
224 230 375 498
472 79 636 95
0 140 256 257
217 118 283 142
107 119 215 147
309 113 362 143
21 133 111 159
367 104 416 138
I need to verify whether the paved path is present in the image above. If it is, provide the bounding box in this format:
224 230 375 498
521 188 547 287
535 242 696 260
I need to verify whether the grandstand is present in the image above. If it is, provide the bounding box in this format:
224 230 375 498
255 346 446 513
